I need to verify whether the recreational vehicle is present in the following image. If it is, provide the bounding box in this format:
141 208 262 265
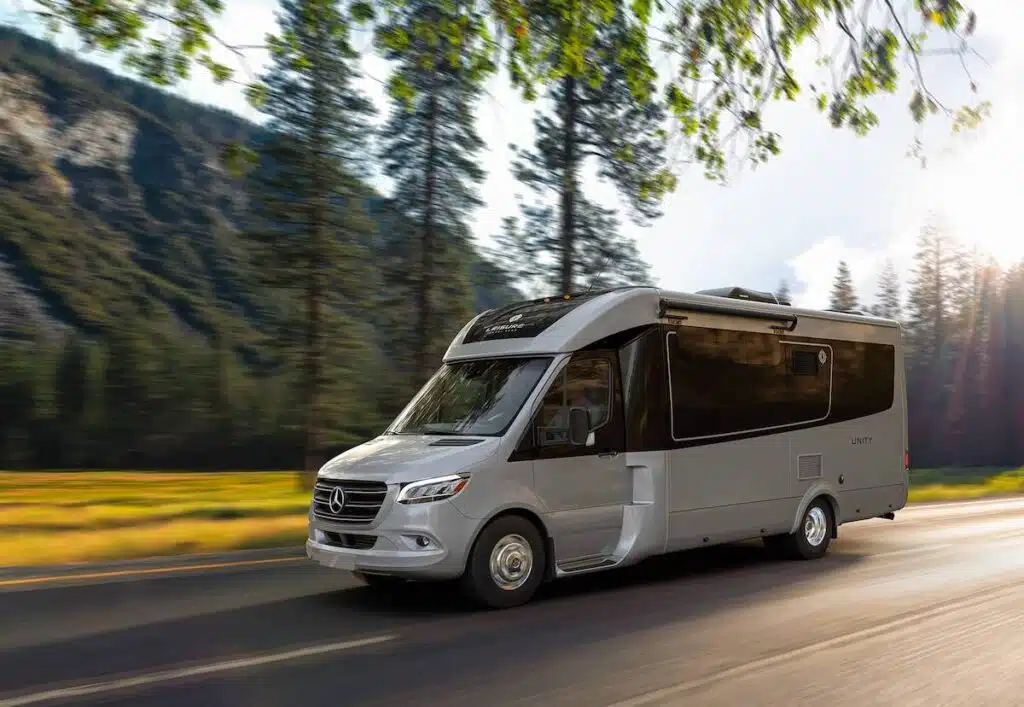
306 286 909 608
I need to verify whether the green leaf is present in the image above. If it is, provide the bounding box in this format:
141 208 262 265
350 1 375 23
909 90 926 123
221 142 258 178
387 74 415 111
245 82 268 108
631 0 654 24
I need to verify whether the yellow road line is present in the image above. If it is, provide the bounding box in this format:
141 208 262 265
0 556 306 588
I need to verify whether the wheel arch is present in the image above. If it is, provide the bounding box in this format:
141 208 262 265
466 506 556 581
790 486 841 539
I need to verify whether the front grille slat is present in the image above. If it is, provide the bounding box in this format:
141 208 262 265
323 531 377 550
313 479 387 525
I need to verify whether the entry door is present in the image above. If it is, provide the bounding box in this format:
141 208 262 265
529 351 631 564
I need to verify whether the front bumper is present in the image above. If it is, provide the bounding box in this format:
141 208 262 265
305 494 480 580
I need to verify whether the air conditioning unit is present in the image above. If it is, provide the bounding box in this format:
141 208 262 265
695 286 789 306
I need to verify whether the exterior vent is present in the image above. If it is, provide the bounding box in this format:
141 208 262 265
696 286 786 306
429 438 485 447
791 350 820 376
321 531 377 550
797 454 824 481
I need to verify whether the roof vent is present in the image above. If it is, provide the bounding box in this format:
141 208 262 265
695 286 788 306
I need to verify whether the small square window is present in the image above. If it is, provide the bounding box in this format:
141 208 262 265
791 350 820 376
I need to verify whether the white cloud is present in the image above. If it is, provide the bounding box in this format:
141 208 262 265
787 236 886 309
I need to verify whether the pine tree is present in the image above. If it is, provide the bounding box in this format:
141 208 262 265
55 333 89 466
954 256 1001 464
905 220 959 366
829 260 859 312
951 245 982 338
376 0 492 388
775 279 791 305
489 210 545 298
997 264 1024 463
873 259 902 319
508 0 671 293
0 341 34 468
491 195 653 297
903 219 961 466
80 340 107 467
247 0 378 486
573 198 654 289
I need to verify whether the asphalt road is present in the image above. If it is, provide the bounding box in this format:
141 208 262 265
3 497 1024 707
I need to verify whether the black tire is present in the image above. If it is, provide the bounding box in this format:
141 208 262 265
768 497 834 561
461 515 546 609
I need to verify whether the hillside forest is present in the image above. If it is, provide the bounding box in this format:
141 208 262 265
0 18 1020 474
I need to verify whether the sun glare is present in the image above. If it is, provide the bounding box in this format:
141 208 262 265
924 116 1024 269
910 1 1024 269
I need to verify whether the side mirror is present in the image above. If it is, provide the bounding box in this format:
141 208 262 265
568 407 591 446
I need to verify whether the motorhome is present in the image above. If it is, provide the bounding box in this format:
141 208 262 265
306 286 909 608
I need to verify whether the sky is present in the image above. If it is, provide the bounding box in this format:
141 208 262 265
1 0 1021 309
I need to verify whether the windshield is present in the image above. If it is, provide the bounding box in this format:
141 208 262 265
390 357 553 436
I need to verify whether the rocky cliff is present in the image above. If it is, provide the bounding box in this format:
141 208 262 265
0 27 518 353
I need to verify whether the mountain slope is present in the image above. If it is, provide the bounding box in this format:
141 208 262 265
0 26 520 355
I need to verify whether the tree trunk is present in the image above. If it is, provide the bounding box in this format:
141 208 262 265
559 76 578 295
300 24 329 492
416 63 440 388
300 261 323 491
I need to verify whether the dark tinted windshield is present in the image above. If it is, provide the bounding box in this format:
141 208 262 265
390 357 553 436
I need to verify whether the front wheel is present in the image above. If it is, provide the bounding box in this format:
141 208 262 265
461 515 546 609
765 498 834 560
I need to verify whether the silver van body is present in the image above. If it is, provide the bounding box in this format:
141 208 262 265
306 286 908 606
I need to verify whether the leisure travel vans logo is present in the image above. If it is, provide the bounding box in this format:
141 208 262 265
483 312 527 336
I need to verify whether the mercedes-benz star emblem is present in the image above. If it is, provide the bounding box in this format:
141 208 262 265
328 486 346 514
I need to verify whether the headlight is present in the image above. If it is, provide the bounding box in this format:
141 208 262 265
396 474 471 505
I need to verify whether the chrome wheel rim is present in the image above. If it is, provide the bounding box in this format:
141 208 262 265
489 533 533 591
804 506 829 547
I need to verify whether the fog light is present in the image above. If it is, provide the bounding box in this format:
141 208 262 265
399 533 437 550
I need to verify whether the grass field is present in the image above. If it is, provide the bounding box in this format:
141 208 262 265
907 467 1024 502
1 467 1022 568
0 472 311 566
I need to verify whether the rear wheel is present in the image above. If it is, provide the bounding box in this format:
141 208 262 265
765 497 834 560
461 515 546 609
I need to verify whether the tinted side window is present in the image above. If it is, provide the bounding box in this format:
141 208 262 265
511 352 624 460
666 327 831 439
619 327 670 451
535 357 611 448
830 342 895 421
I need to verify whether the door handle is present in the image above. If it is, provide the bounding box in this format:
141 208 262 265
598 450 619 459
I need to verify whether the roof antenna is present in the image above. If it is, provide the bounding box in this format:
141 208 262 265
584 254 609 296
